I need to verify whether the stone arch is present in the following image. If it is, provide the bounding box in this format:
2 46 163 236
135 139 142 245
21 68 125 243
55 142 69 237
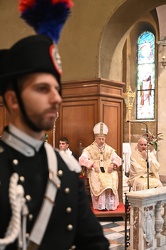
99 0 166 82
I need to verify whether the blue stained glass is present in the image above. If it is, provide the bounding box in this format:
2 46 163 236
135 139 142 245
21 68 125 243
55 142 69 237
136 31 155 120
138 32 155 64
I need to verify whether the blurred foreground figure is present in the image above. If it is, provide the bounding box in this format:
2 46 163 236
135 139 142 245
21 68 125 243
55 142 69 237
0 1 109 249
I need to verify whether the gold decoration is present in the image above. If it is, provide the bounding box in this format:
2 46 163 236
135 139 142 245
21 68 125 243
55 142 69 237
123 85 136 142
123 85 136 111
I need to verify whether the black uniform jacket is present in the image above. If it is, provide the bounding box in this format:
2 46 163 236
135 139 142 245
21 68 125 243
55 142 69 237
0 127 109 250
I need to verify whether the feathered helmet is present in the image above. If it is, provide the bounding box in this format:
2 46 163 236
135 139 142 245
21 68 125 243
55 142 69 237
0 0 73 95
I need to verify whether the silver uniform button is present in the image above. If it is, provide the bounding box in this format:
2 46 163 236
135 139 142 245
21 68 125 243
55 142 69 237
64 187 70 194
29 214 33 220
67 224 73 231
71 246 76 249
0 146 4 153
66 207 72 213
25 195 31 201
20 176 25 182
13 159 19 165
58 170 63 176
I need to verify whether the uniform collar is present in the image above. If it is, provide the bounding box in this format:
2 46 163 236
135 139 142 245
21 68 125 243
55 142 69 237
1 124 44 156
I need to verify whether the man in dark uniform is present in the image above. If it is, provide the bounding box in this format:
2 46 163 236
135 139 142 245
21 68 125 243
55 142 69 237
0 33 109 250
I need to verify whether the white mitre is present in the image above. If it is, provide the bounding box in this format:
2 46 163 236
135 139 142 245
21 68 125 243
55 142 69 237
93 122 108 136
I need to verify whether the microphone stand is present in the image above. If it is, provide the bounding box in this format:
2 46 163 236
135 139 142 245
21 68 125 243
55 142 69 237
127 120 150 189
141 122 150 189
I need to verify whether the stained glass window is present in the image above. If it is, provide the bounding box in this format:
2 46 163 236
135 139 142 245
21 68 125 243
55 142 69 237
136 31 155 120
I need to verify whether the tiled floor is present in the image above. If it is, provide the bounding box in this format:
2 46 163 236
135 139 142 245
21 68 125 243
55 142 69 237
100 218 130 250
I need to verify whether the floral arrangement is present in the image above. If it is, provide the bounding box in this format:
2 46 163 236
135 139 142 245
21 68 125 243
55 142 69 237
143 131 164 151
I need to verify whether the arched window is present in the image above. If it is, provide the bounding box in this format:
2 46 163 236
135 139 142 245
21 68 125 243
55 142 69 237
136 31 155 120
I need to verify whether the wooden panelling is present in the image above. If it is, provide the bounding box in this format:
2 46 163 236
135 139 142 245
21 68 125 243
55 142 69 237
62 83 99 98
55 99 98 156
102 99 123 156
62 78 124 99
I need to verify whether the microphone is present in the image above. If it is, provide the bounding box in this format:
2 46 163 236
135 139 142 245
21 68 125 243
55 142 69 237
127 120 143 123
127 120 149 133
127 120 156 123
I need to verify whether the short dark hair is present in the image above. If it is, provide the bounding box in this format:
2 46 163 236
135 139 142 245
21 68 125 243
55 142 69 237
59 137 69 144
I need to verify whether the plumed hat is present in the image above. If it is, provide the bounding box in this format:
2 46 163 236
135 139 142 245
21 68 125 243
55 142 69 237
93 122 108 136
0 0 73 95
0 35 61 94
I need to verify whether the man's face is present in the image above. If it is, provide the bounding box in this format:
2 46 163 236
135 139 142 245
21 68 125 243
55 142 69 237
19 73 62 131
59 141 69 151
137 139 147 152
95 136 106 147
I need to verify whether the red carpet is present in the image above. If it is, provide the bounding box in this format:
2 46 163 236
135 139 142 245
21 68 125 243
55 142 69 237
91 202 125 220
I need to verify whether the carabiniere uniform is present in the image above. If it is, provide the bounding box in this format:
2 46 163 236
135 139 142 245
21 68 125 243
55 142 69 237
0 126 109 250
